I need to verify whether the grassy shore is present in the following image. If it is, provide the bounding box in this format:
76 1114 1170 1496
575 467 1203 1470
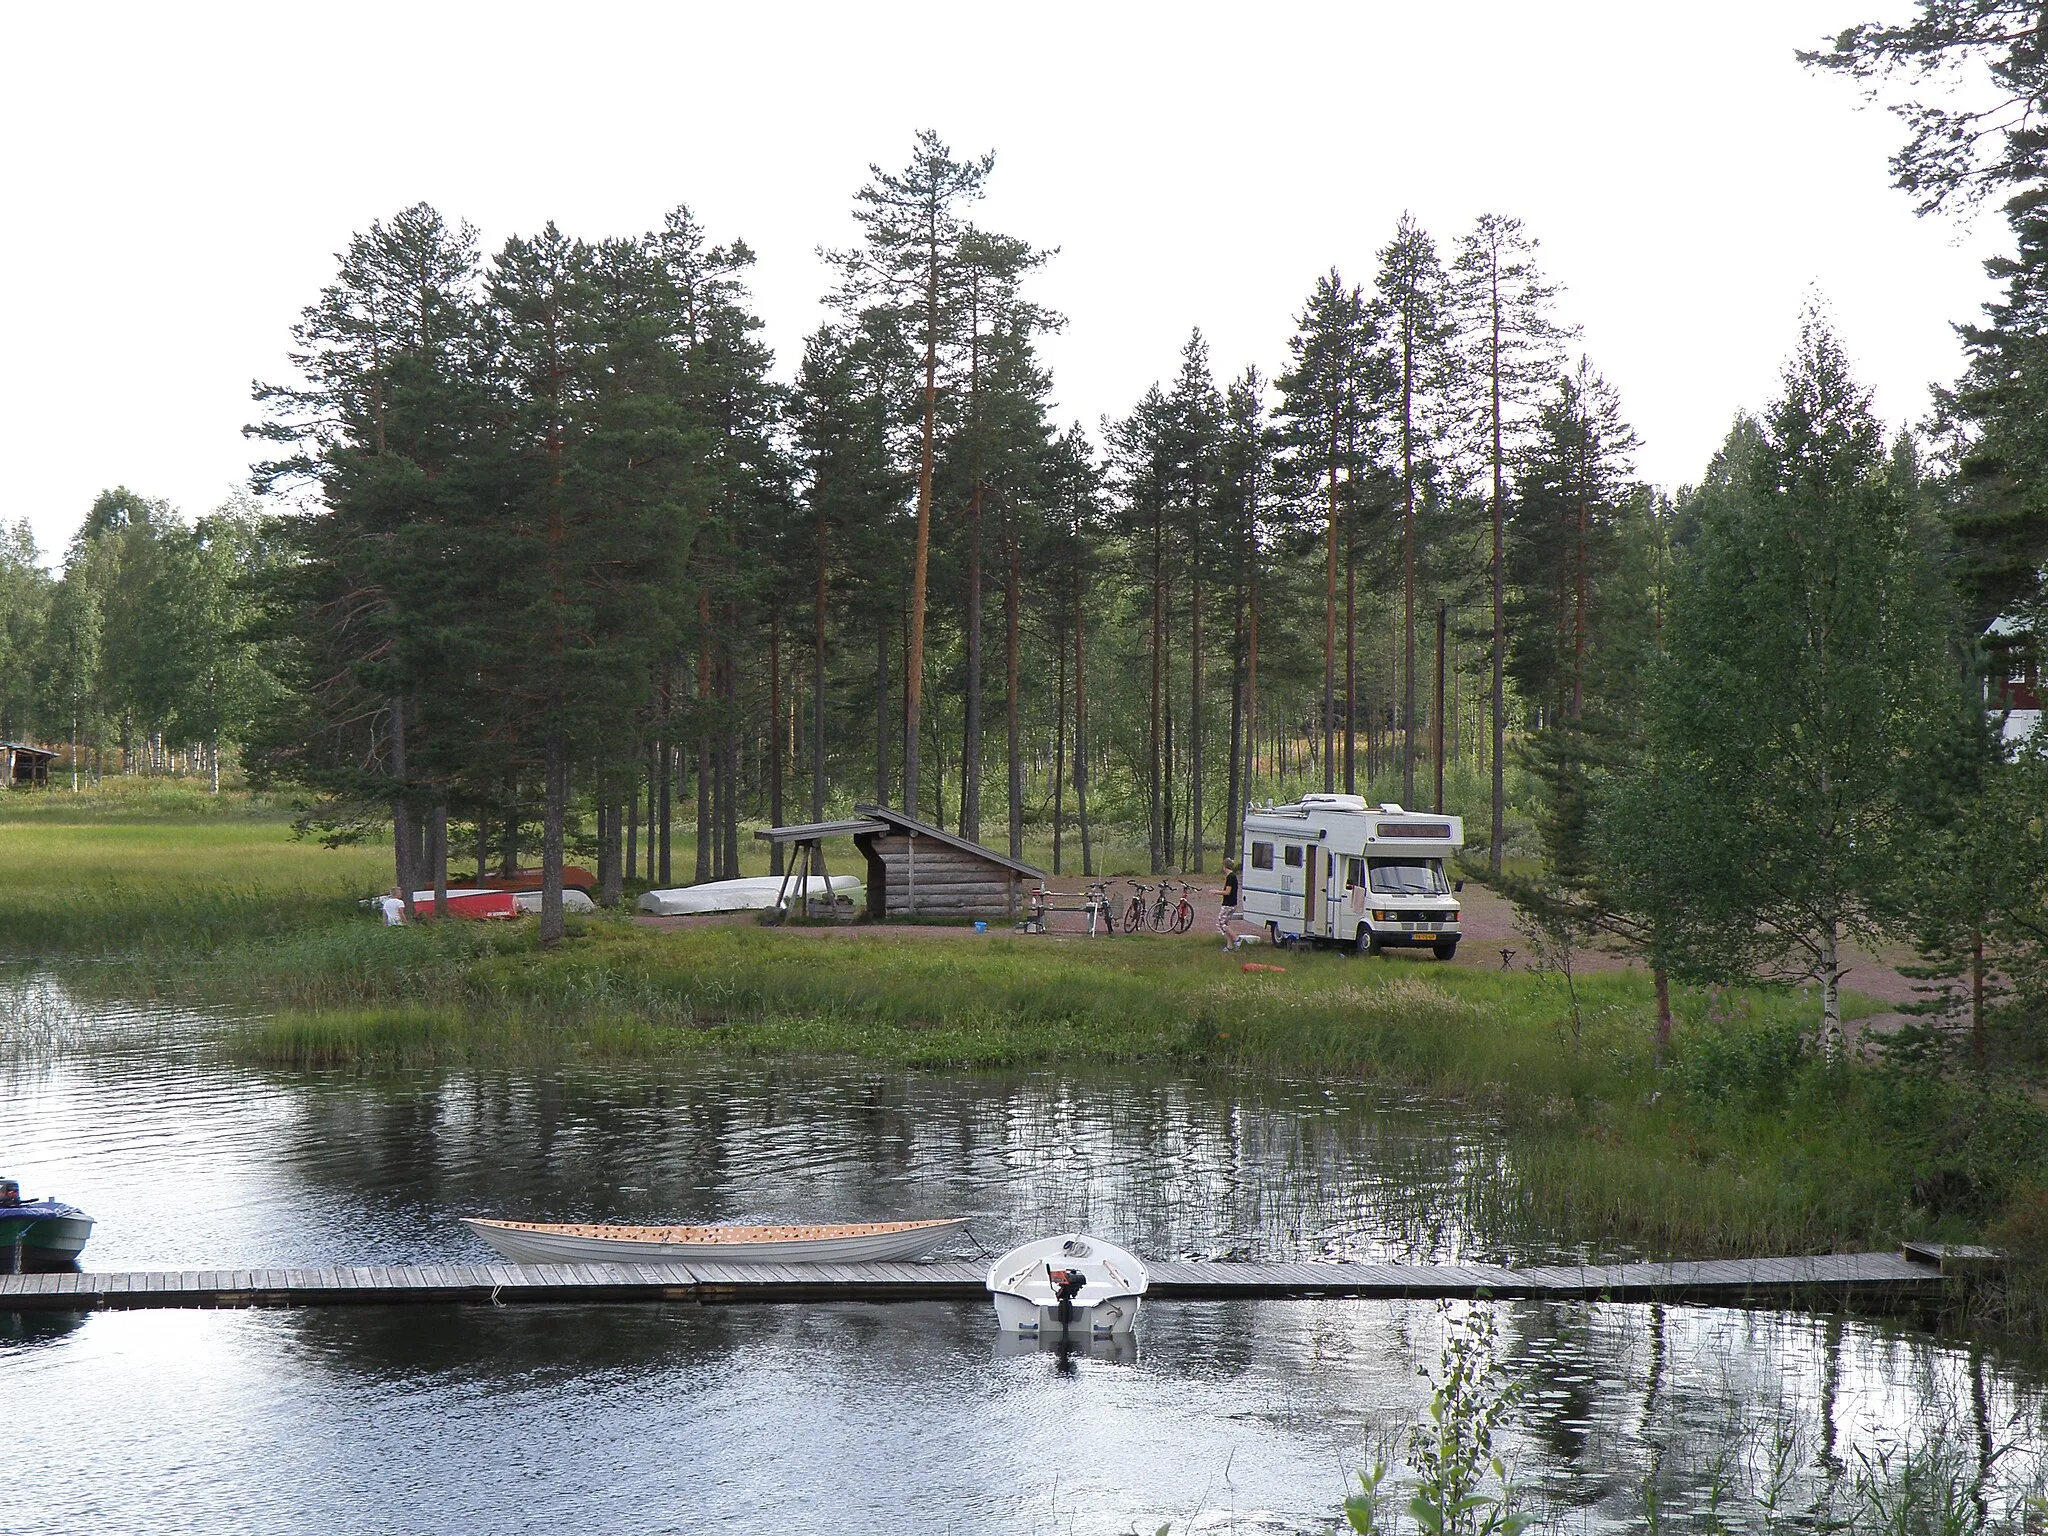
7 785 2046 1332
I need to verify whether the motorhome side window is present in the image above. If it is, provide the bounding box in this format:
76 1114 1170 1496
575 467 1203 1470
1250 842 1274 870
1346 857 1365 887
1366 858 1448 896
1283 845 1303 868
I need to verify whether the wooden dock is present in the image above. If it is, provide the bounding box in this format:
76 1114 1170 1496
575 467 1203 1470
0 1250 1965 1314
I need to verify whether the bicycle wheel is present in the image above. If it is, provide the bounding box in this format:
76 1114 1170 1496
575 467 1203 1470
1172 899 1194 934
1122 898 1145 934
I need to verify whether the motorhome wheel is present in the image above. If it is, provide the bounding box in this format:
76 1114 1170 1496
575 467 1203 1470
1432 939 1458 961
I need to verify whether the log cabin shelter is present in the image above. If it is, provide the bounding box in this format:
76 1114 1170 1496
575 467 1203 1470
2 743 55 789
846 803 1045 920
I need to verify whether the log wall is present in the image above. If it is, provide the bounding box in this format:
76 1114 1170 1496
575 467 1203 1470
867 833 1022 918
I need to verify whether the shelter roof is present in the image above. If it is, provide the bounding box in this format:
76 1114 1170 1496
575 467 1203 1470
1 743 56 760
852 803 1046 880
753 818 888 843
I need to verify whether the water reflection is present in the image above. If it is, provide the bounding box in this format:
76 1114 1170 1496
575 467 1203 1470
3 974 2045 1532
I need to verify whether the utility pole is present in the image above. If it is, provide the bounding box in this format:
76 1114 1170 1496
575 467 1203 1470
1433 600 1448 814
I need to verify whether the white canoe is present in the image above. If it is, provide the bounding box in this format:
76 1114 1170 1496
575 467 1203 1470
637 875 861 916
987 1231 1149 1338
463 1215 970 1266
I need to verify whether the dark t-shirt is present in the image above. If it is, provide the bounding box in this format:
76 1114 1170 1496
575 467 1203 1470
1221 869 1239 905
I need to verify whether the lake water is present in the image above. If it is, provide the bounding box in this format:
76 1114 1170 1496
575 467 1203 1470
3 973 2044 1533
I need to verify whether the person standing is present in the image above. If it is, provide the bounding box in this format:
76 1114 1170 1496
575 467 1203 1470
1217 860 1242 949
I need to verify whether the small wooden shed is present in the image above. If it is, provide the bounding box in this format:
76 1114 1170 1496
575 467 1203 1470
850 803 1045 920
2 743 55 789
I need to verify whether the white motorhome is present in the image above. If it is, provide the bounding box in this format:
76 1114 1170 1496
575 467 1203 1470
1239 795 1463 958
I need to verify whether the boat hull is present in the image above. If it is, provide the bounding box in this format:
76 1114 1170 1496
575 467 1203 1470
463 1216 970 1266
0 1207 93 1270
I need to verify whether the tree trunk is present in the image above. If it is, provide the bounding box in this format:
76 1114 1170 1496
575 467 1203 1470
626 770 639 889
1149 501 1164 872
1226 582 1244 864
1819 915 1843 1062
1489 264 1507 876
695 604 712 883
1075 571 1093 878
1402 317 1417 806
540 727 566 944
389 697 417 923
1190 548 1205 871
875 617 890 805
1323 423 1338 794
1434 600 1447 813
1653 964 1673 1067
813 497 829 822
769 614 784 873
1004 511 1023 860
1971 930 1986 1061
904 252 939 817
431 803 448 920
963 480 983 840
1053 621 1067 877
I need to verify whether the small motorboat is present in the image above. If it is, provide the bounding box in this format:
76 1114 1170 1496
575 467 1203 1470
463 1215 970 1266
986 1232 1149 1339
0 1179 93 1271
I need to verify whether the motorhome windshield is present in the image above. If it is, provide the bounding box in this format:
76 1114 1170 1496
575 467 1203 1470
1367 858 1448 896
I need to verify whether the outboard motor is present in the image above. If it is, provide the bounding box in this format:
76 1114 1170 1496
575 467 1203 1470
0 1179 18 1208
1046 1265 1087 1329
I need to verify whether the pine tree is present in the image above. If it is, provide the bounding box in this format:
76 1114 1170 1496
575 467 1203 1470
1275 273 1380 795
825 130 993 817
1449 215 1574 872
1800 1 2048 212
1373 215 1452 806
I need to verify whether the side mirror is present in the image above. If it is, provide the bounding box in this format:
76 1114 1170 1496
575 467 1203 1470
1453 880 1464 892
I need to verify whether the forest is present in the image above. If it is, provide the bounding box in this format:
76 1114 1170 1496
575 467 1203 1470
5 6 2048 1074
0 143 1676 898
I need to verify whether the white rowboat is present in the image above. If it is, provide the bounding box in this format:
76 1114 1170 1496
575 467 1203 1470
637 875 861 916
462 1216 970 1266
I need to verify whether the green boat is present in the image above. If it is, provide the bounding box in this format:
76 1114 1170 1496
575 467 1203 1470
0 1179 94 1270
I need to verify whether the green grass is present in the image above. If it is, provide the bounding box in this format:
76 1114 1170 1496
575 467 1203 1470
0 783 390 959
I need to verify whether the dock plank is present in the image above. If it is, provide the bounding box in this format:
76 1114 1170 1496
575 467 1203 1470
5 1251 1953 1315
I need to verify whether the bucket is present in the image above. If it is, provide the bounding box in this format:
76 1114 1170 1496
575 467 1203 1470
973 921 988 933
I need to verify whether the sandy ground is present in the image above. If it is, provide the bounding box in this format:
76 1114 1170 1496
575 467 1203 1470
633 878 1928 1039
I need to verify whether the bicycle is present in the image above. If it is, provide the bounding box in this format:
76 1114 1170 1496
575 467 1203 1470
1084 881 1116 937
1122 882 1151 934
1150 880 1195 933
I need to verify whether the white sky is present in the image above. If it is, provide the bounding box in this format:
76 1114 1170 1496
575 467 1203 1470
0 0 2005 564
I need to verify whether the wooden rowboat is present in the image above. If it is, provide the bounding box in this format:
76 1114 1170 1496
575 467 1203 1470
462 1215 970 1266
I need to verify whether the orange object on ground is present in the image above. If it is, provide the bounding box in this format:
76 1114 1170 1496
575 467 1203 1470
1240 962 1287 974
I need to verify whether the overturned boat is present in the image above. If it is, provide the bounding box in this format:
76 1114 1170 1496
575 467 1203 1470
0 1179 93 1271
986 1232 1148 1339
463 1215 970 1266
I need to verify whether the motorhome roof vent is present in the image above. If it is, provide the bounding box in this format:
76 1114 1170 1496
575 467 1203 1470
1377 803 1404 814
1299 793 1368 811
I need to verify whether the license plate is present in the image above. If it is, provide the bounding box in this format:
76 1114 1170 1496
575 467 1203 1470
1414 930 1435 938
